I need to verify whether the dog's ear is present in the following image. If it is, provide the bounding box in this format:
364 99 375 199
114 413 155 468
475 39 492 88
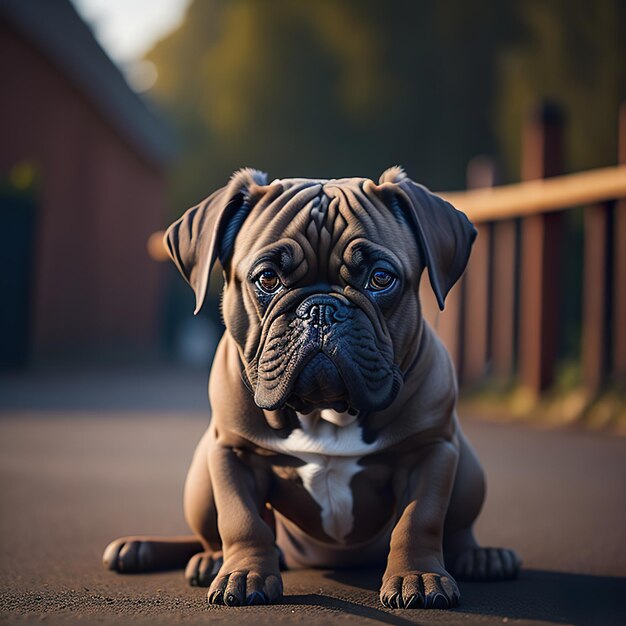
164 168 268 314
378 166 477 311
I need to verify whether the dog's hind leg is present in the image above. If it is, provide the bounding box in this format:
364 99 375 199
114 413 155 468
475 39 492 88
443 427 521 581
181 427 224 586
103 535 204 573
103 427 223 586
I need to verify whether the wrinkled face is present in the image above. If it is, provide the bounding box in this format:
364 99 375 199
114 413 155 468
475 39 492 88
221 178 424 414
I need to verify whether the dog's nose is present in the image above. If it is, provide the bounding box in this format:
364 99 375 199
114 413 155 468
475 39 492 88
296 295 349 325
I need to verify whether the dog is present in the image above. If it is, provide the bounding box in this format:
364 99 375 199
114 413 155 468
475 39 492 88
103 167 520 609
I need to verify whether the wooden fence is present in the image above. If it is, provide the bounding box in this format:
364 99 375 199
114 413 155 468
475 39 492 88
424 103 626 397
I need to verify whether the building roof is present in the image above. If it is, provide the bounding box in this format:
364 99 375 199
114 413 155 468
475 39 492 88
1 0 175 168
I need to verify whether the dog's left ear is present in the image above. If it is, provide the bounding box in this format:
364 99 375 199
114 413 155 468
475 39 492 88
164 168 268 314
378 166 477 311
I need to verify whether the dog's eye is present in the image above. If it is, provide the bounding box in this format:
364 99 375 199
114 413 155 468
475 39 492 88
367 269 396 292
257 270 281 293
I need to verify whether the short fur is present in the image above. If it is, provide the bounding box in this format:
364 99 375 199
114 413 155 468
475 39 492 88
103 168 520 609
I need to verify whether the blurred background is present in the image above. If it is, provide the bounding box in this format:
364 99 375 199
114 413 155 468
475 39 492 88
1 0 625 422
1 5 626 623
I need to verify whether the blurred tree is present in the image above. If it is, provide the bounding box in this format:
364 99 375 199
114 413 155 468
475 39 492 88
148 0 624 210
147 0 515 215
496 0 626 178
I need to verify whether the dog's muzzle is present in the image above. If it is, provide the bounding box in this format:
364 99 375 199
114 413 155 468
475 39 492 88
289 296 351 410
254 293 402 414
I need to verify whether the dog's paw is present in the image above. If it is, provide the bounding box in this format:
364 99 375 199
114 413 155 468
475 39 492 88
207 570 283 606
449 547 521 581
102 538 154 572
380 572 460 609
185 551 223 587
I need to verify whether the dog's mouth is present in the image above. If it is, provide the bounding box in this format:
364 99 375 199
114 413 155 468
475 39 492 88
255 349 352 413
254 346 399 416
286 352 350 412
286 397 358 416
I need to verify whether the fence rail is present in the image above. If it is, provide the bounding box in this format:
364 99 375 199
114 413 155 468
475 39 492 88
443 164 626 222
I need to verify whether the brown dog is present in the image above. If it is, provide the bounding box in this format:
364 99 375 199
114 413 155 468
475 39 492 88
103 167 520 609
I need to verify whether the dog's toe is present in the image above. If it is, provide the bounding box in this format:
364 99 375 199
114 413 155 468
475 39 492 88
450 547 521 581
401 574 425 608
422 573 460 609
380 576 404 608
102 538 153 572
185 551 223 587
102 539 124 571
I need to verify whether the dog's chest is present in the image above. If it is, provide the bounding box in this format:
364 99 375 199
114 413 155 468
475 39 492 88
294 452 362 544
267 410 380 543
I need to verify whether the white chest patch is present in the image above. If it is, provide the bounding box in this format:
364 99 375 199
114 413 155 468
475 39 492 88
295 453 362 543
263 409 379 543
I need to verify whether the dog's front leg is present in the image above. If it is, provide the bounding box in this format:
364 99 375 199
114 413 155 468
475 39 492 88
207 444 282 606
381 440 460 610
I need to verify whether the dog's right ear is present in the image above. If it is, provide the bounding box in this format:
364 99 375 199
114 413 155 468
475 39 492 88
377 166 477 311
164 168 268 314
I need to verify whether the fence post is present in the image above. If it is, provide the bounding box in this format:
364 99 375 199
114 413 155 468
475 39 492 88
436 281 464 379
491 219 518 385
461 157 494 385
581 201 611 393
518 102 564 395
613 103 626 388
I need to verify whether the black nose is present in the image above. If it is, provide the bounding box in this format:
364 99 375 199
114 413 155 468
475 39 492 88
296 294 349 325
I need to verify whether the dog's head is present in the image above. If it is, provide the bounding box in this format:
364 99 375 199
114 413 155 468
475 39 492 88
165 167 476 416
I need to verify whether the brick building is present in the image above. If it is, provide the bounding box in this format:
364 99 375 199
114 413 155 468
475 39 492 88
0 0 174 365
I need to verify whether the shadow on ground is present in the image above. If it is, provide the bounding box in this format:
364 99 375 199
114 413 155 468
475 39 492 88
459 569 626 626
292 567 626 626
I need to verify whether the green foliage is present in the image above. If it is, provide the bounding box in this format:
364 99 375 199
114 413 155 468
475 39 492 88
146 0 624 216
147 0 518 215
496 0 626 178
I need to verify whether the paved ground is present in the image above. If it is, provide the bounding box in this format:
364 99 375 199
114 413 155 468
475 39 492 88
0 366 625 625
